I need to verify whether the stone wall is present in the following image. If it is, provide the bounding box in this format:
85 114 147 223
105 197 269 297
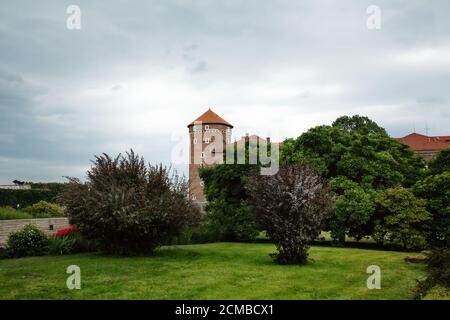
0 218 69 245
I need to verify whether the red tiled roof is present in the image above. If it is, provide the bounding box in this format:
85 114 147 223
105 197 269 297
188 108 233 128
396 133 450 151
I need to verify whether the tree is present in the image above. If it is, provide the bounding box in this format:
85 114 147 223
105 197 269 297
332 115 388 136
199 163 259 242
281 124 425 188
429 147 450 175
246 163 333 264
280 118 426 247
58 150 201 255
415 248 450 299
374 188 432 250
329 177 376 242
413 171 450 247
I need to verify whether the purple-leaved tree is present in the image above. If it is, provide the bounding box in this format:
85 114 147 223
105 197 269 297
247 163 333 264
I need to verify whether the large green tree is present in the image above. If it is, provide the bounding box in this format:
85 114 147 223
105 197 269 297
281 116 426 244
199 163 259 242
428 147 450 175
413 149 450 247
374 188 431 250
281 125 425 188
329 177 376 242
332 115 388 136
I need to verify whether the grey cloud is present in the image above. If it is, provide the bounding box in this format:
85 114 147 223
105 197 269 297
0 0 449 183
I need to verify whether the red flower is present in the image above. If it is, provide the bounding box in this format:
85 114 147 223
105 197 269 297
54 226 78 237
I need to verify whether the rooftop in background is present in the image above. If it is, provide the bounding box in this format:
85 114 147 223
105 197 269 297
188 108 233 128
396 133 450 160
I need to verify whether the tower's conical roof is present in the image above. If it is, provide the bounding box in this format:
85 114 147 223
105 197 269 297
188 108 233 128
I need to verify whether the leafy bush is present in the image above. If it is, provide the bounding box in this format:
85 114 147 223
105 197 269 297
0 246 9 259
6 224 49 258
247 163 333 264
416 248 450 299
0 206 33 220
428 147 450 175
329 177 376 243
199 163 260 242
413 171 450 247
421 286 450 300
374 188 431 250
202 199 258 242
58 150 201 255
23 201 65 218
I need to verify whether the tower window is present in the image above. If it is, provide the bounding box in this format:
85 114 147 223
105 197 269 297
193 138 198 144
201 152 205 158
205 125 210 130
204 138 210 143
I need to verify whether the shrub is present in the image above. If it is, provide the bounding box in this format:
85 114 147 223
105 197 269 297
0 246 9 259
416 248 450 299
247 163 333 264
6 224 48 258
199 163 260 242
329 177 376 243
422 286 450 300
0 206 33 220
58 150 202 255
202 199 258 242
374 188 431 250
23 201 65 218
47 234 78 255
413 171 450 247
428 147 450 175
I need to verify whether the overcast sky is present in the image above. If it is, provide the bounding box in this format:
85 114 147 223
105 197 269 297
1 0 449 183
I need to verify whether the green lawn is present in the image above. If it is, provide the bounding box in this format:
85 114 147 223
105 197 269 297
0 243 425 300
0 207 32 220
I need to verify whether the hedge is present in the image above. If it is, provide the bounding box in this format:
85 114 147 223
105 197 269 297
0 189 60 208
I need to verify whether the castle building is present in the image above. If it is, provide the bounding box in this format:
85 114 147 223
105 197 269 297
187 108 233 203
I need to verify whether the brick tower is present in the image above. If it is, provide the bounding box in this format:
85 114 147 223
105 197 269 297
188 108 233 203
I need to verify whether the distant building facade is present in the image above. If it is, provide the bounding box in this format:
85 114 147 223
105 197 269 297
188 109 233 203
396 133 450 160
187 108 279 204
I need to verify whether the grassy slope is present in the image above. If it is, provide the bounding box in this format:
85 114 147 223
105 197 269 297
0 243 425 300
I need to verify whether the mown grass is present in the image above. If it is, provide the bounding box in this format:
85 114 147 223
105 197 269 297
0 243 426 300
